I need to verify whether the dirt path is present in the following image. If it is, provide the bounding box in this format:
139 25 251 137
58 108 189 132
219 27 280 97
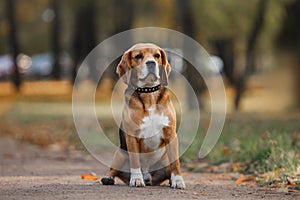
0 137 298 200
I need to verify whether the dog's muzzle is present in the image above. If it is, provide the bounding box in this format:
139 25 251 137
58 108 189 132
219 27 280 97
139 61 159 82
146 60 156 70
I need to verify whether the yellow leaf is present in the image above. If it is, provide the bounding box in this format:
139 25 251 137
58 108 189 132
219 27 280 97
81 173 99 180
234 174 256 184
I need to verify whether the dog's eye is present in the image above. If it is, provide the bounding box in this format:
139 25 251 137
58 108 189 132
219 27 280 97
154 53 160 59
135 54 143 60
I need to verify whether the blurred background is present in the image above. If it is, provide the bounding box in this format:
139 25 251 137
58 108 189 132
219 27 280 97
1 0 300 111
0 0 299 183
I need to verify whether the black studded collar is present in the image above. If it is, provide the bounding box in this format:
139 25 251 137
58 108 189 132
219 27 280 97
128 84 161 93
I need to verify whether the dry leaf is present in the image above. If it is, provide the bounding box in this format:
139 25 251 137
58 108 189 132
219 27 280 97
287 177 296 186
222 147 232 155
234 174 256 184
232 162 242 172
81 173 99 180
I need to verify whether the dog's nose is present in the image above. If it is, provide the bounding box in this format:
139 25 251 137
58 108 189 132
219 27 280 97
146 61 156 69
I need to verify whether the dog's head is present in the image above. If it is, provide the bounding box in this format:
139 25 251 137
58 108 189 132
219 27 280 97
116 43 171 87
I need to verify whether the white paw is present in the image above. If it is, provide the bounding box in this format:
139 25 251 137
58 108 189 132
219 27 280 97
130 177 145 187
170 173 186 189
130 168 145 187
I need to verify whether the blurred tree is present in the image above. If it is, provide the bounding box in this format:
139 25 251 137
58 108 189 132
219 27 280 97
6 0 21 91
51 0 61 79
110 0 134 36
16 0 51 55
181 0 259 110
234 0 268 110
191 0 257 44
176 0 206 110
277 0 300 107
72 0 97 83
213 38 236 85
103 0 135 85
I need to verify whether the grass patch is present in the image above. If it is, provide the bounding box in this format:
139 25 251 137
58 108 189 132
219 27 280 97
182 116 300 186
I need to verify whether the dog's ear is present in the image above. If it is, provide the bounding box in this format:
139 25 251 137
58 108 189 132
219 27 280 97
159 66 168 86
159 48 171 86
116 51 131 85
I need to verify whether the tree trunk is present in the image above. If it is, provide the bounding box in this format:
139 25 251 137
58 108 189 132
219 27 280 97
51 0 61 79
214 39 236 85
72 0 97 84
104 0 134 84
175 0 204 110
277 0 300 107
296 45 300 107
6 0 21 91
85 0 97 83
234 0 268 110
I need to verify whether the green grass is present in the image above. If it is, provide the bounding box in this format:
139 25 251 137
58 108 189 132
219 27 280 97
182 116 300 185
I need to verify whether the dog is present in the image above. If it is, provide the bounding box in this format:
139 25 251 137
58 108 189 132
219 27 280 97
101 43 185 189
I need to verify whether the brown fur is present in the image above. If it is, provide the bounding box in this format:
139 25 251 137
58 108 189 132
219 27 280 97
102 43 183 188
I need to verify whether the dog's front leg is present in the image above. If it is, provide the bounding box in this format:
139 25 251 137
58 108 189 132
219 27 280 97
164 128 186 189
126 134 145 187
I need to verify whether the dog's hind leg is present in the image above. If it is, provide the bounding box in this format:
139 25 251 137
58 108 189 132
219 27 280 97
101 123 131 185
101 149 130 185
150 166 171 186
142 170 152 186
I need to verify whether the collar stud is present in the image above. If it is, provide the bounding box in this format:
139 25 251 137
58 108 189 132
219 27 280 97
129 84 161 93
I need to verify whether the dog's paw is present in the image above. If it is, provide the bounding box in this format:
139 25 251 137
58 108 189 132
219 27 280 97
143 172 152 186
170 174 186 189
101 176 115 185
130 178 145 187
130 168 145 187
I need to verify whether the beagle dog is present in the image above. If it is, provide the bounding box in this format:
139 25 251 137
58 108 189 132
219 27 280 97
101 43 185 189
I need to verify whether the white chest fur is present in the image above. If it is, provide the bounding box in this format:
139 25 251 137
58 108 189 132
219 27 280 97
139 107 169 150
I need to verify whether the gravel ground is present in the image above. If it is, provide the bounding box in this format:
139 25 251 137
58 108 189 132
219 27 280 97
0 137 299 200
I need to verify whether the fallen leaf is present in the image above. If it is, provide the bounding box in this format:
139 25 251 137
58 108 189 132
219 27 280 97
81 173 99 180
234 174 256 184
258 168 285 184
232 162 243 172
222 147 232 155
287 177 296 186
